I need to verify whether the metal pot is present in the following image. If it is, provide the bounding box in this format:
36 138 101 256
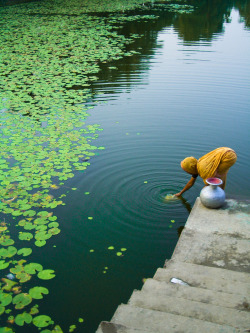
200 177 225 209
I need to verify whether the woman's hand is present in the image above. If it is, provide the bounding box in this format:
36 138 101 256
175 192 182 197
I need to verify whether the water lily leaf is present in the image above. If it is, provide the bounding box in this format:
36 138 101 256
0 327 14 333
24 263 43 274
78 318 84 323
48 227 60 235
0 238 14 246
0 305 5 315
35 240 46 247
37 211 50 218
19 233 33 241
0 293 12 306
108 246 114 250
1 278 17 291
10 264 23 274
15 312 32 326
16 271 31 283
35 231 52 241
69 325 76 333
116 252 122 256
30 306 39 315
33 315 53 328
38 269 55 280
52 326 63 333
121 248 127 252
17 248 32 257
0 246 17 258
12 293 32 310
0 260 9 270
29 287 49 299
23 210 36 217
48 222 59 228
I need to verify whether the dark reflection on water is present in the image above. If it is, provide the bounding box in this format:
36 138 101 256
1 1 250 332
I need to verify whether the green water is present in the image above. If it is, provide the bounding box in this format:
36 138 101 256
0 0 250 332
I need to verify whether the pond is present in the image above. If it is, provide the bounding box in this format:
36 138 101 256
0 0 250 332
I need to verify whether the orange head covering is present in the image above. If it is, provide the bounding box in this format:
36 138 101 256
181 157 198 175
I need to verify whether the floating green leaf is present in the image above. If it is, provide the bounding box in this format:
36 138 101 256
17 248 32 257
38 269 55 280
29 287 49 299
12 293 32 310
0 327 14 333
33 315 53 328
0 260 9 270
35 240 47 247
0 293 12 306
15 312 32 326
24 263 43 274
1 279 17 291
19 233 33 241
0 246 17 258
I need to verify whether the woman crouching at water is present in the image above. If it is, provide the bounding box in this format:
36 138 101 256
175 147 237 197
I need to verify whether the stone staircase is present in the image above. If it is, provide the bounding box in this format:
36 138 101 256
96 198 250 333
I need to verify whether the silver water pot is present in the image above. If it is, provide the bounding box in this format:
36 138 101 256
200 177 225 209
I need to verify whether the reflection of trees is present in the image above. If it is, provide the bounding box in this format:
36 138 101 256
92 0 250 96
235 0 250 28
173 0 250 41
173 0 232 41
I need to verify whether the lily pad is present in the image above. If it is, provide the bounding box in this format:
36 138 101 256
12 293 32 310
38 269 55 280
33 315 53 328
19 232 33 241
0 260 9 270
35 231 52 241
0 305 5 315
24 263 43 274
0 293 12 306
30 306 39 315
48 227 60 235
0 238 14 246
35 240 46 247
29 287 49 299
0 327 14 333
17 248 32 257
1 278 17 291
15 312 32 326
0 246 17 258
16 271 31 283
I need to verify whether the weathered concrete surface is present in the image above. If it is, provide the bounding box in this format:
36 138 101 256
171 198 250 272
96 198 250 333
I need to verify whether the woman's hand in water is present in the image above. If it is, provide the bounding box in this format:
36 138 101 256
175 192 182 197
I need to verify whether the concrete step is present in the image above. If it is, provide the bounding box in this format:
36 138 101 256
154 262 250 295
184 198 250 239
96 321 153 333
111 304 238 333
171 228 250 272
129 289 250 329
142 278 249 311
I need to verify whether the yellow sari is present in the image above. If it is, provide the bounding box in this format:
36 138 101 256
197 147 237 185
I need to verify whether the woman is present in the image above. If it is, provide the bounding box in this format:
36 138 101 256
175 147 237 197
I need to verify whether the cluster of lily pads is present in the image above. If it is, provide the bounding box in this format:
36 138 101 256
0 0 194 331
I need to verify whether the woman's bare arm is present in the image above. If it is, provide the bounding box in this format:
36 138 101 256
175 176 196 197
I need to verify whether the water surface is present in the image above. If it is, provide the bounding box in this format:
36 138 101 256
0 1 250 332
